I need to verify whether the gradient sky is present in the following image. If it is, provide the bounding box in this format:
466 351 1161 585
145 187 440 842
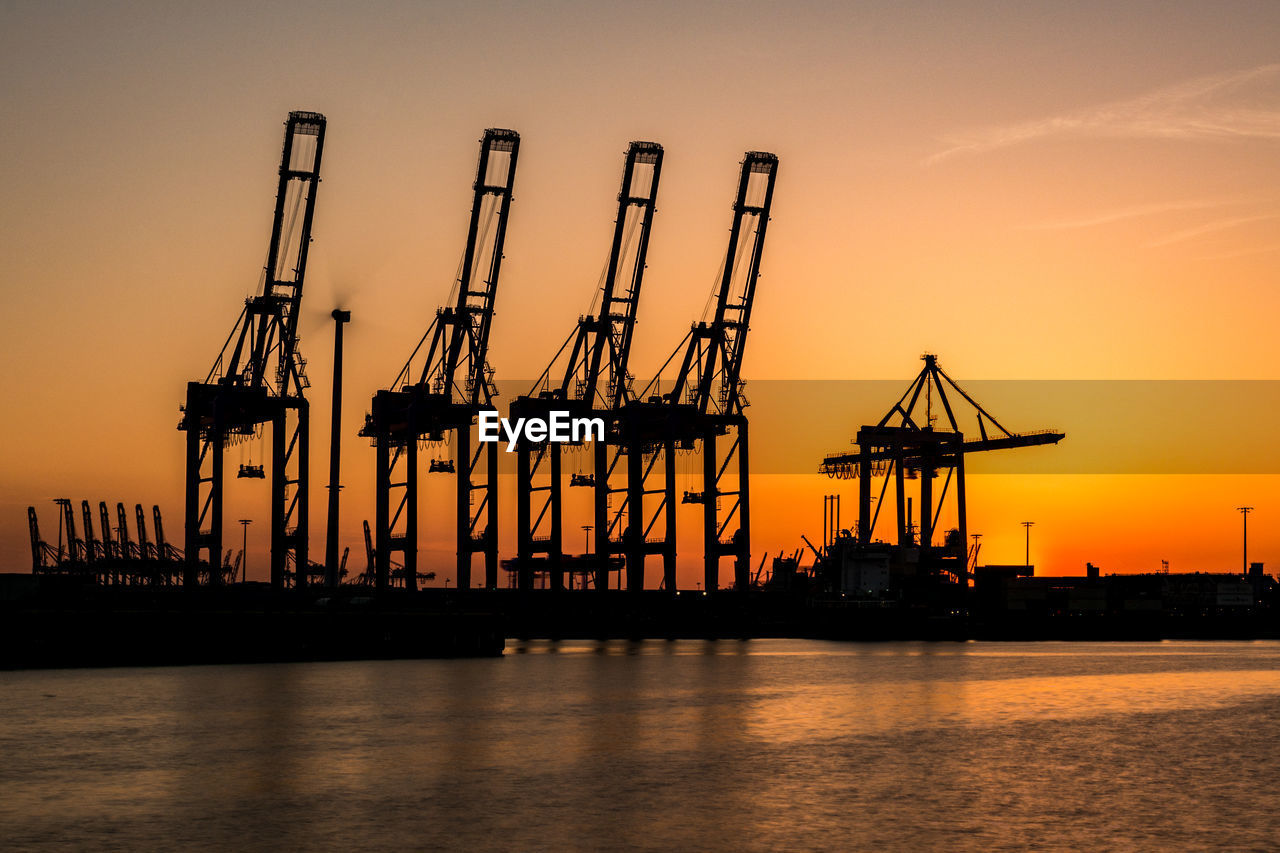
5 1 1280 585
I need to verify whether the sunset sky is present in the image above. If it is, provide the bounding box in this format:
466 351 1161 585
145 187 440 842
5 1 1280 585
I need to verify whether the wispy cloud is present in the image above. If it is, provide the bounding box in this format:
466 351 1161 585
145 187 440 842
1193 243 1280 262
1022 196 1252 231
928 64 1280 165
1142 213 1280 248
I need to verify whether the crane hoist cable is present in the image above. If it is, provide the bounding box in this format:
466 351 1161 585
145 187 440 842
443 247 467 323
699 247 727 322
467 194 499 300
274 179 307 282
698 213 754 325
587 209 642 317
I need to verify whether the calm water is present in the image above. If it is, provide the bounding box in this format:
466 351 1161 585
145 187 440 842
3 640 1280 851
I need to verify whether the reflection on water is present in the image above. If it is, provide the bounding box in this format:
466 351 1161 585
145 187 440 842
3 641 1279 851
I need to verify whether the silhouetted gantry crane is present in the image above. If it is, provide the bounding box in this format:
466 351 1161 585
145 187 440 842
613 151 778 593
819 354 1064 584
361 129 520 593
179 111 326 590
509 141 664 592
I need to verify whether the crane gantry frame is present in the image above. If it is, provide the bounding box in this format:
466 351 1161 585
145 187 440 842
819 354 1064 584
179 111 326 590
509 141 664 593
362 129 520 594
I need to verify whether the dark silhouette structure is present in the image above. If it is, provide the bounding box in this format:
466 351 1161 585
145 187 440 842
178 110 326 590
508 141 664 593
361 129 520 593
23 116 1280 655
325 308 352 587
612 151 778 593
819 354 1063 589
28 500 191 585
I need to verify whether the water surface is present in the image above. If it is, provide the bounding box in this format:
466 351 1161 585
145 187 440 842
3 640 1279 851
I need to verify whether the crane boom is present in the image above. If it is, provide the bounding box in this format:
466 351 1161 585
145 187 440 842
395 128 519 405
587 142 662 408
662 152 777 416
821 431 1064 471
215 112 326 395
539 141 664 407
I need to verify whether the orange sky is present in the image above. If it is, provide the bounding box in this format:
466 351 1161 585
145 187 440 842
5 2 1280 585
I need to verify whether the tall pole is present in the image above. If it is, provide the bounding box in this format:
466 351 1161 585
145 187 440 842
325 309 351 587
823 495 829 550
1237 507 1253 574
238 519 252 583
1022 521 1035 571
579 525 592 592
